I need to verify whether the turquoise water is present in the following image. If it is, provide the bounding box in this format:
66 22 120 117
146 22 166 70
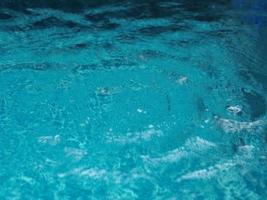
0 0 267 199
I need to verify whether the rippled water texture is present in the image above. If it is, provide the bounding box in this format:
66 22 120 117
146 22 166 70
0 0 267 199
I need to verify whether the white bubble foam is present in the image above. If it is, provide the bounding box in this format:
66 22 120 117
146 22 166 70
37 135 60 145
142 137 216 164
217 118 266 133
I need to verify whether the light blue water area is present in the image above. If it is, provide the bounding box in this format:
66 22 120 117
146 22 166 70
0 0 267 199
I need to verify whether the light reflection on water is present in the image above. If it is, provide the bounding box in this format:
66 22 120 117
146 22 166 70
0 0 266 199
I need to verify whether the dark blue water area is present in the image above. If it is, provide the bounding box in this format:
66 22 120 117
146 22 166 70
0 0 267 199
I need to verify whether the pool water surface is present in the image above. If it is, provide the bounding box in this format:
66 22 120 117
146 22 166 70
0 0 267 199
